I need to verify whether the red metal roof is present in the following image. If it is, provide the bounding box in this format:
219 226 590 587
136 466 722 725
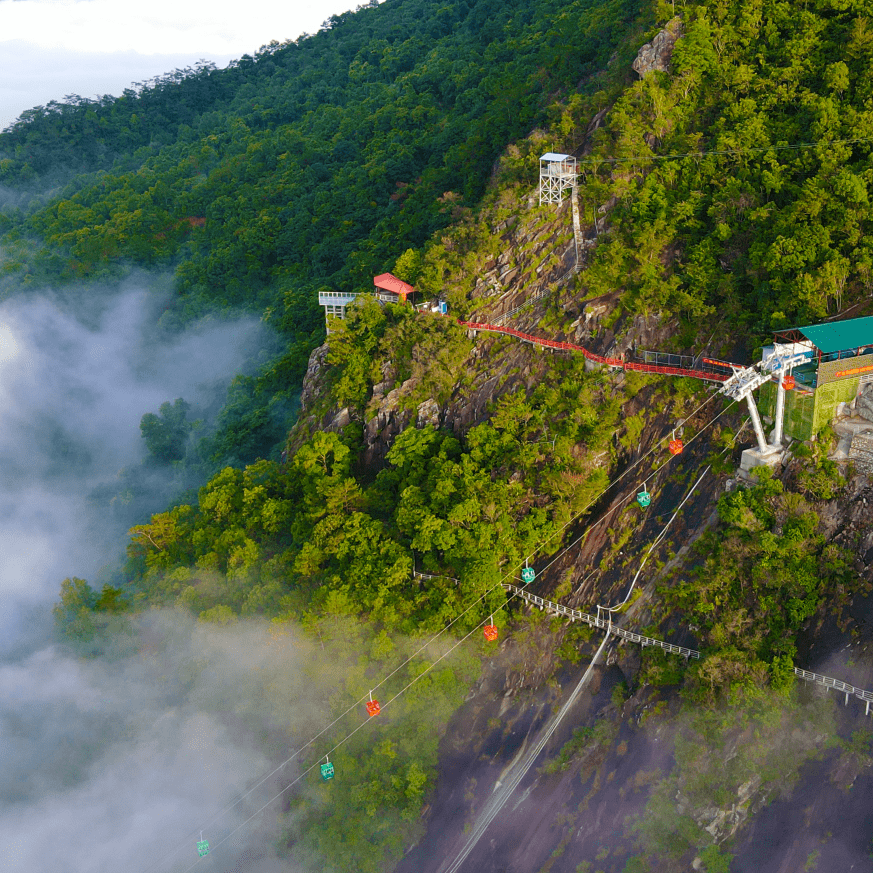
373 273 414 297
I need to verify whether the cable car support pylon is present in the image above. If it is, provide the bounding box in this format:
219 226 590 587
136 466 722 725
719 343 814 471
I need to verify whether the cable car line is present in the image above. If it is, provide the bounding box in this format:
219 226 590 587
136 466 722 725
152 387 737 872
198 453 727 873
519 395 739 596
162 389 728 869
576 135 873 168
602 465 712 619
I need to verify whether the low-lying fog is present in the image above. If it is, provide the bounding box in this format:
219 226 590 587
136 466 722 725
0 284 262 632
0 280 305 872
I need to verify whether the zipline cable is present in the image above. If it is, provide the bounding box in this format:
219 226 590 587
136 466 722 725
603 465 711 617
437 633 611 873
437 418 751 873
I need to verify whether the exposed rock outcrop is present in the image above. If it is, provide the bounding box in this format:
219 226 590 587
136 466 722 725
857 382 873 422
632 18 682 77
416 398 441 429
298 342 330 414
469 205 576 317
363 382 413 465
685 776 764 843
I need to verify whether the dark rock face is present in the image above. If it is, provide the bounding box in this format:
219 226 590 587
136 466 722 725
362 381 413 466
416 398 441 429
299 342 330 415
857 382 873 422
632 18 682 77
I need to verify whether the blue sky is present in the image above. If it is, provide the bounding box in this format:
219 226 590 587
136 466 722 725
0 0 367 130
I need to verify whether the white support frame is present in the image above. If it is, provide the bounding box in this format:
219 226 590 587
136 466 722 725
539 153 577 205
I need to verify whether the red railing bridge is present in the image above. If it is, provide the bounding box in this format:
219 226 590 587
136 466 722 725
458 320 734 383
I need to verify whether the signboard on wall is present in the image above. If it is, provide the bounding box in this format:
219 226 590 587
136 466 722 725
816 352 873 387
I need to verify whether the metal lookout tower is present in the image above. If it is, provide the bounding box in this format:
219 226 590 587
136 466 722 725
538 153 577 205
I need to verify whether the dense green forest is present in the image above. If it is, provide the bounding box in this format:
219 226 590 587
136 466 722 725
7 0 873 869
1 0 642 473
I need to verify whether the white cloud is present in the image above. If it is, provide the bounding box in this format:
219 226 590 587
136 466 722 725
0 322 17 362
0 0 357 54
0 0 365 129
0 41 234 128
0 619 315 873
0 283 264 632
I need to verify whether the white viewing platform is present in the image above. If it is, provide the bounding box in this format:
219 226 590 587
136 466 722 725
539 152 577 205
318 273 416 331
318 290 359 322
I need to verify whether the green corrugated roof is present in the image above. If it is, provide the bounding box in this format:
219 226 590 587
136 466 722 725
797 316 873 353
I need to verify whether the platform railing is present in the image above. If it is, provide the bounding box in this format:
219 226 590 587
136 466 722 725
502 584 700 659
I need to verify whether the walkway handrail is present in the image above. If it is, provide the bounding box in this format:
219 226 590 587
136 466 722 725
503 584 873 712
461 321 730 383
793 667 873 704
414 570 460 583
502 584 700 659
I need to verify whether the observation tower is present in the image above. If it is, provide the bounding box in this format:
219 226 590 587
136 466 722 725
538 153 577 205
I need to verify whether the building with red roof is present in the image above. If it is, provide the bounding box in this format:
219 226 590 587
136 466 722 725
317 273 415 331
373 273 414 303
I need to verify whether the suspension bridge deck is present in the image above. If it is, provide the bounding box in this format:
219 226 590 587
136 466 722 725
504 584 873 714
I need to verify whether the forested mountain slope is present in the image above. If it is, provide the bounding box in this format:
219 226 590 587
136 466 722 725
5 0 873 871
1 0 643 471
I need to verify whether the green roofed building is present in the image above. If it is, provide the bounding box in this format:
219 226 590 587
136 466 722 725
758 316 873 442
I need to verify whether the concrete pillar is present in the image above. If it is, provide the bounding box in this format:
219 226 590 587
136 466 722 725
771 378 786 448
746 393 769 453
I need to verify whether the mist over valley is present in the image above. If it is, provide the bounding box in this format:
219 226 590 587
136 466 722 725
3 0 873 871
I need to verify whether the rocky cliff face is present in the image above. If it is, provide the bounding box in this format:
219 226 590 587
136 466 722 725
632 18 683 78
293 324 567 468
468 205 577 314
286 48 873 868
389 463 873 873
